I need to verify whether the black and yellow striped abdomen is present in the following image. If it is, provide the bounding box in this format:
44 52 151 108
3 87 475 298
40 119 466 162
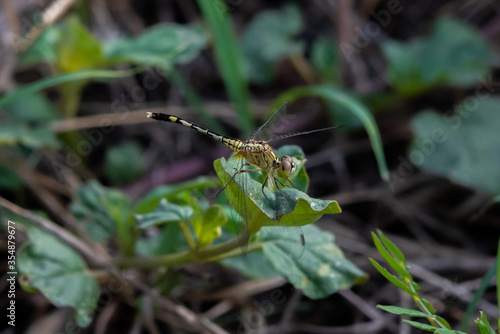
147 112 243 153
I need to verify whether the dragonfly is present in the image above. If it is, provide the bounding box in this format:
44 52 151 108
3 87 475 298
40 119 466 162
147 102 340 256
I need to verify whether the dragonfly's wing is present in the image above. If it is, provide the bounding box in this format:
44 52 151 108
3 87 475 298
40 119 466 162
225 154 250 255
266 125 343 143
250 101 290 141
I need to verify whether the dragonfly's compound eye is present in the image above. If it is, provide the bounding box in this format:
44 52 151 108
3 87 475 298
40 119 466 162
278 155 295 178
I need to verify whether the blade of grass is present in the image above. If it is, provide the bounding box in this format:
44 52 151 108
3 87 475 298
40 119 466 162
497 238 500 330
273 85 389 182
197 0 253 137
460 259 498 331
0 68 143 108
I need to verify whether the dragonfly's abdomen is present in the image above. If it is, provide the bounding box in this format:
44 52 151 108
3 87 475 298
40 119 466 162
241 140 278 169
147 112 243 152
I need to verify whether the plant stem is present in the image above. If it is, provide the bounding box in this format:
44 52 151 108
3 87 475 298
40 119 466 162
115 236 244 269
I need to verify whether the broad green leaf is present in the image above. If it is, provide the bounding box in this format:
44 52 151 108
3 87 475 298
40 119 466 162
104 23 207 67
410 98 500 195
475 312 496 334
18 227 99 327
198 0 253 136
372 232 411 280
104 141 144 185
19 25 59 65
135 222 185 257
133 176 220 214
70 180 131 242
214 151 341 234
260 225 364 299
273 86 389 181
135 199 193 229
2 93 59 122
0 123 60 148
241 4 304 84
195 205 226 247
55 16 105 72
383 18 493 96
369 259 418 297
222 250 281 278
311 37 339 85
402 320 438 332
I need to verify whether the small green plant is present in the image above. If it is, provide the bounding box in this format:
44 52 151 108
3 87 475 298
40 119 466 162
370 230 499 333
10 145 365 326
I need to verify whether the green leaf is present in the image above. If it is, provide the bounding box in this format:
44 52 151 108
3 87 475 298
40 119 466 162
410 98 500 195
55 16 104 72
402 320 438 332
377 305 431 318
376 230 406 264
260 225 364 299
198 0 253 136
70 180 131 242
194 205 226 247
434 329 467 334
1 93 60 122
383 18 493 96
133 176 219 214
311 37 339 85
240 4 304 84
475 311 496 334
214 151 341 233
104 23 207 67
372 232 411 280
222 250 282 279
135 199 193 229
0 123 60 148
273 86 389 181
18 227 99 327
19 25 59 66
369 259 418 297
104 141 144 185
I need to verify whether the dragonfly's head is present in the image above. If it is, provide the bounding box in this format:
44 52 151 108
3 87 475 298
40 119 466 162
277 155 296 178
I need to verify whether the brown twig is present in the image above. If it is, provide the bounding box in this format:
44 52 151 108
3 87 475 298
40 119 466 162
0 196 110 267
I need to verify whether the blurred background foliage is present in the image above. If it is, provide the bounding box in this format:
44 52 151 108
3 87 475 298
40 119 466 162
0 0 499 333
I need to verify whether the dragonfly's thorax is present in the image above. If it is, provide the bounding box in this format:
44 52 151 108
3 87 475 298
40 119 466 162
241 140 278 170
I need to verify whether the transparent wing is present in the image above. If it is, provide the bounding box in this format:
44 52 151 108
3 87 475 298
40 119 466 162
266 125 343 143
250 102 291 141
224 153 250 255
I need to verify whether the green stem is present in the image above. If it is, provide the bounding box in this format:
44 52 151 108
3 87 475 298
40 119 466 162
179 220 197 252
115 235 244 269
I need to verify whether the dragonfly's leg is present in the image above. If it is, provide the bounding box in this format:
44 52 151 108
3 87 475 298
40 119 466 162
217 165 264 197
284 177 299 190
261 175 271 202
